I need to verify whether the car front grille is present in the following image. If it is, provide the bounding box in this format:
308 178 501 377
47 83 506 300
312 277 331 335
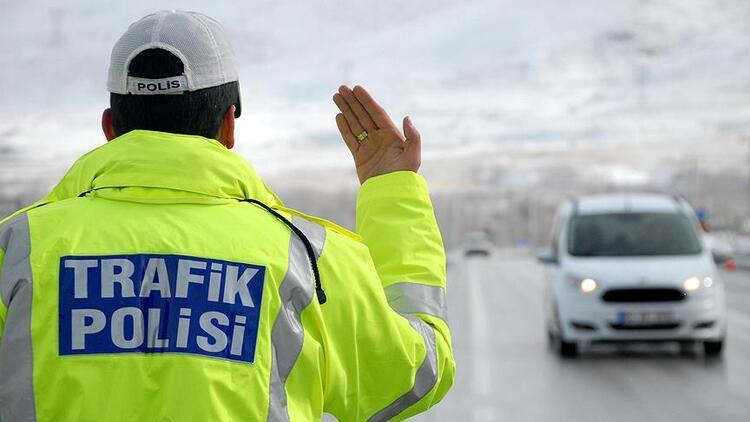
609 322 681 330
601 288 686 303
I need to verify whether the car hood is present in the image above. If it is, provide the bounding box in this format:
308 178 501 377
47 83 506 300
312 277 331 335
562 254 715 288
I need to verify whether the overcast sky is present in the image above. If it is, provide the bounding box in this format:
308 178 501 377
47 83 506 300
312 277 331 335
1 0 748 180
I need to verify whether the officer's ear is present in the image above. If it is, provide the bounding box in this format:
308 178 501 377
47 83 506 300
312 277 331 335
101 108 117 141
216 105 236 149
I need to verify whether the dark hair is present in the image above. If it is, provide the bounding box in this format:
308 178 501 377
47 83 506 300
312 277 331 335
110 48 240 139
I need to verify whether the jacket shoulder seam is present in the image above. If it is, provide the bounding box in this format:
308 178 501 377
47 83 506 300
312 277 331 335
274 206 361 242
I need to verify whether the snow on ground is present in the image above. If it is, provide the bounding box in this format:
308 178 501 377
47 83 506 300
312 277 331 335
1 0 749 194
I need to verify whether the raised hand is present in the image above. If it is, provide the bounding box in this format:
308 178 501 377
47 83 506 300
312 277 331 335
333 85 421 184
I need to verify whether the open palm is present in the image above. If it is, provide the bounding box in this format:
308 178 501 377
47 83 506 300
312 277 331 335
333 85 421 184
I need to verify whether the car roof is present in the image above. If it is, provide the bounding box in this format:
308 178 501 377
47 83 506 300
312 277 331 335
567 193 691 216
464 231 489 240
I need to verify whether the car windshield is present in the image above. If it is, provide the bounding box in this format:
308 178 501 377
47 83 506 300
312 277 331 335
567 212 703 257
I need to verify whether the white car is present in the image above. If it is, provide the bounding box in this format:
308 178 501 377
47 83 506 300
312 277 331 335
538 194 727 357
463 231 493 256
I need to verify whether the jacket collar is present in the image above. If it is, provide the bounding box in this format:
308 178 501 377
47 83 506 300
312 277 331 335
42 130 282 205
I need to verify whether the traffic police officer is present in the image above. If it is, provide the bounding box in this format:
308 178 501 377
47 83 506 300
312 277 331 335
0 10 454 421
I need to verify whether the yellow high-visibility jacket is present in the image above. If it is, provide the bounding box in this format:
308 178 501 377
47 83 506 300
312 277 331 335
0 130 454 421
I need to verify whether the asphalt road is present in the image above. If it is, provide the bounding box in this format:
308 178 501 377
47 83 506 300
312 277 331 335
413 250 750 422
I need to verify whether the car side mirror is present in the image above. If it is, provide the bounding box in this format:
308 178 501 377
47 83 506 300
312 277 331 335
536 247 558 265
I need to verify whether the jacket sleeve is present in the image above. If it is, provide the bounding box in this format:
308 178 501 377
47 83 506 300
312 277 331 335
320 171 454 421
0 246 5 340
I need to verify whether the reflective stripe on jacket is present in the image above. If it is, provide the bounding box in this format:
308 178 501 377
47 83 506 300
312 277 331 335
0 130 454 421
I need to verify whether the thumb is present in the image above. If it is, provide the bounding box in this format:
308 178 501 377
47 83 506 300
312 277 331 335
403 116 422 170
403 116 421 146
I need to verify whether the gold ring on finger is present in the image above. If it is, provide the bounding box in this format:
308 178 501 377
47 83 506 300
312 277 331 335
356 131 369 143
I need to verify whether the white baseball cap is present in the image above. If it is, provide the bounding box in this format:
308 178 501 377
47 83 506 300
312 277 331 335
107 10 239 97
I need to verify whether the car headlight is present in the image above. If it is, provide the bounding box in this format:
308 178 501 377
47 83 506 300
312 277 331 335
683 276 714 292
564 275 599 294
580 278 598 293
